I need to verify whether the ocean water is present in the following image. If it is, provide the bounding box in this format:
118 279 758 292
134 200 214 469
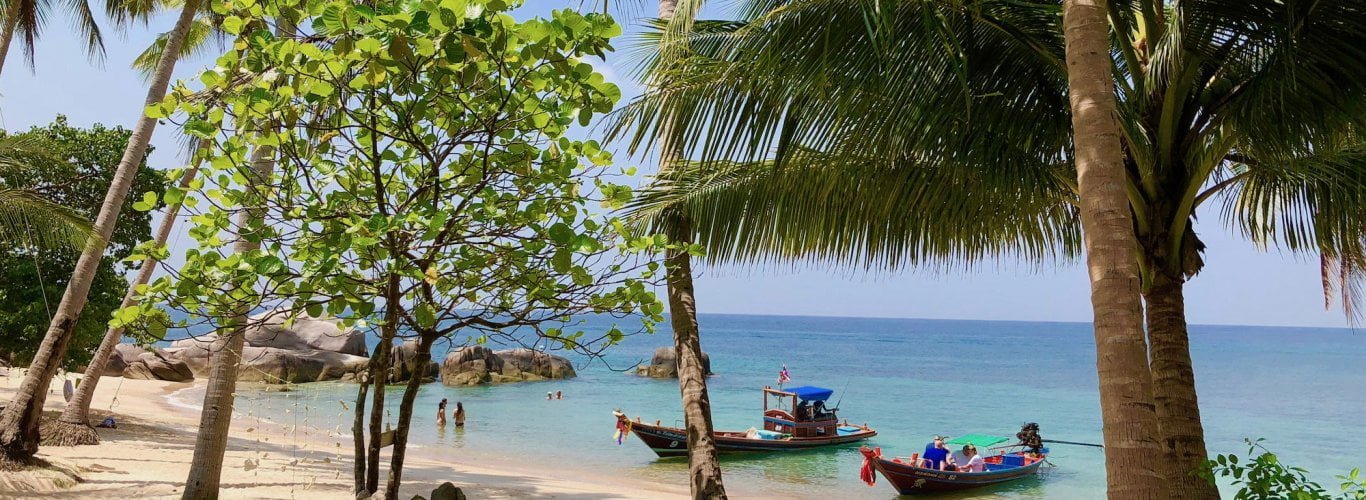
202 314 1366 498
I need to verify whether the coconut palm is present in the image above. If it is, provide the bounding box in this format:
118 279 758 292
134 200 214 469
609 0 1366 497
0 0 158 77
0 136 93 248
647 0 728 498
0 0 202 463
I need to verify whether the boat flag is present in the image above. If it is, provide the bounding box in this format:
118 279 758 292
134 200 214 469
778 365 791 386
613 410 631 445
615 419 631 445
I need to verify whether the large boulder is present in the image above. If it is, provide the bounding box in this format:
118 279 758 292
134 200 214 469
164 312 369 384
243 311 367 357
440 346 575 386
388 340 439 383
166 337 368 384
635 346 713 378
121 347 194 382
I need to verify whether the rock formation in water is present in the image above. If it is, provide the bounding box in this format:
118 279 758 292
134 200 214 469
440 346 575 386
634 346 713 378
388 339 439 383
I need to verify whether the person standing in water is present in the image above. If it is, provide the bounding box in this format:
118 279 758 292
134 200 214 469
454 401 465 427
436 398 448 426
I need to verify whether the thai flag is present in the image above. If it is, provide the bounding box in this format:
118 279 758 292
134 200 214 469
778 365 791 385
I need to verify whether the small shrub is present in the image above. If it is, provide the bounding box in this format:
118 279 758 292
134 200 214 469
1201 438 1365 500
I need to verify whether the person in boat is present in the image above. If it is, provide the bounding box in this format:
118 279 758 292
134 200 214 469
921 437 958 471
796 400 811 421
454 401 465 427
959 444 985 472
813 400 830 419
436 398 448 426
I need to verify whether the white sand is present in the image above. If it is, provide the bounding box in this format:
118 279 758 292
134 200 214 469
0 367 688 499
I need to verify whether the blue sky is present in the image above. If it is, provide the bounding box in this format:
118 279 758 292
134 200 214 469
0 3 1349 328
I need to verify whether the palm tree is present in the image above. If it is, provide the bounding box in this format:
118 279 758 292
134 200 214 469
646 0 727 497
0 136 93 249
0 0 157 77
181 143 275 498
1060 1 1167 497
0 0 202 464
45 162 200 446
608 1 1366 497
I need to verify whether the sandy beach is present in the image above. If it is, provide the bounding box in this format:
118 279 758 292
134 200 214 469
0 367 688 499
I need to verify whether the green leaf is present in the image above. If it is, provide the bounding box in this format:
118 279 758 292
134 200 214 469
132 192 158 212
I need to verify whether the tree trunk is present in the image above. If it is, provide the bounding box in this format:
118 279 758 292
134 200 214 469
381 334 433 500
653 0 725 497
1061 1 1167 498
665 215 728 500
1145 275 1218 499
0 1 21 79
47 165 202 447
352 371 370 498
180 144 276 499
364 274 400 495
0 0 201 464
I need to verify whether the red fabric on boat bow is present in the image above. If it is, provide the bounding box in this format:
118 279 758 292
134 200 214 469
859 446 880 486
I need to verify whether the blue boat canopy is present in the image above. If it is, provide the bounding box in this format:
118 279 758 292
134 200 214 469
786 386 834 402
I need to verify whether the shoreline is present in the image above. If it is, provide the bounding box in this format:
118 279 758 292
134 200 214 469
0 367 689 499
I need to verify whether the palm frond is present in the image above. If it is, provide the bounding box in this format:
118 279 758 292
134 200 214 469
0 188 93 249
131 15 222 79
624 151 1080 271
607 0 1070 174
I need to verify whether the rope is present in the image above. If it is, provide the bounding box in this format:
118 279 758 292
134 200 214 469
23 218 52 320
108 375 124 411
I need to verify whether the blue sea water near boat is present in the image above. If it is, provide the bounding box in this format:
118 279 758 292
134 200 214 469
187 314 1366 498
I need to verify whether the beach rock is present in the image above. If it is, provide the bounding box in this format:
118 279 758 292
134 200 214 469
440 346 575 386
243 311 368 357
430 482 467 500
167 340 368 384
635 346 712 378
122 348 194 382
388 340 439 383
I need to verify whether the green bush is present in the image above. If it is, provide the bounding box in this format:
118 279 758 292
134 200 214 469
1202 438 1365 500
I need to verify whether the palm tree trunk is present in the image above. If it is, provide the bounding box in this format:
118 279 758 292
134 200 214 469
665 215 727 499
1061 1 1167 498
381 334 433 500
180 144 275 499
0 0 201 464
0 1 21 79
47 165 201 447
1145 274 1218 499
654 0 726 497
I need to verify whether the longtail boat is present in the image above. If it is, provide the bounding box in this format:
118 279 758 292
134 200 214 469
858 432 1048 495
615 385 876 457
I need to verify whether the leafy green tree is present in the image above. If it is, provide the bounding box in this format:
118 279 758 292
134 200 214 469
610 1 1366 496
125 1 664 497
0 116 163 369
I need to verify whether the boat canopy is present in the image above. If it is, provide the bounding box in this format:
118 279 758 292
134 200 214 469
785 386 834 402
945 434 1011 449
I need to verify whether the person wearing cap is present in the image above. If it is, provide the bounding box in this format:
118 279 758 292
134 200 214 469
921 436 956 470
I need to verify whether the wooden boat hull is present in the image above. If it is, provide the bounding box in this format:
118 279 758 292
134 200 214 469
860 446 1044 495
620 416 877 458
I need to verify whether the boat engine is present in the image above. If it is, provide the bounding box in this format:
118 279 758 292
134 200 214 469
1017 422 1044 454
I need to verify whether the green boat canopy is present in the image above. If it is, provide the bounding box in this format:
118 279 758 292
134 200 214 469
945 434 1011 449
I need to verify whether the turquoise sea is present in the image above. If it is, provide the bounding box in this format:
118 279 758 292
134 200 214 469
208 314 1366 498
